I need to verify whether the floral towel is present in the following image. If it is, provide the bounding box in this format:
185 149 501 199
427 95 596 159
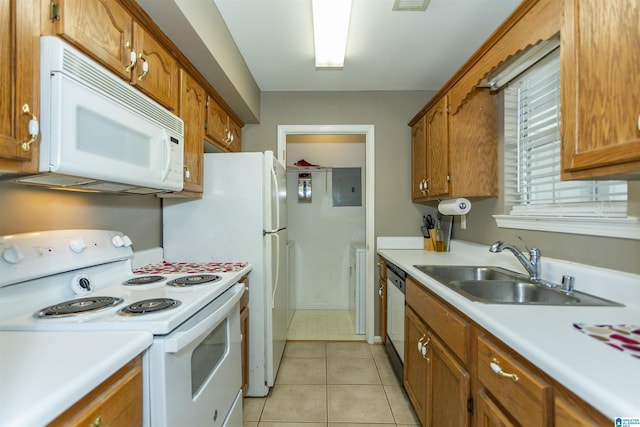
573 323 640 360
133 260 248 274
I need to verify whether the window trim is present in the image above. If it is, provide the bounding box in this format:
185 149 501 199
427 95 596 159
493 215 640 240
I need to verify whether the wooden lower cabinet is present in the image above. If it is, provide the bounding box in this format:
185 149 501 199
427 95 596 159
405 306 470 427
399 271 610 427
476 390 514 427
49 355 143 427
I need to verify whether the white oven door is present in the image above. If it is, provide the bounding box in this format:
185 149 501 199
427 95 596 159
147 283 244 427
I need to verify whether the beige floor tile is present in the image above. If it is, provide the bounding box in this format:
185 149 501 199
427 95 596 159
327 358 380 385
369 344 388 359
244 422 258 427
284 342 326 358
259 423 327 427
373 353 401 385
327 385 395 424
329 424 395 427
243 397 266 422
326 342 372 359
261 385 327 423
276 357 327 385
384 385 421 425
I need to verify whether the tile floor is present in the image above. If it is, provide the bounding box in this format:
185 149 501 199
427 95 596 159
243 341 419 426
287 310 366 341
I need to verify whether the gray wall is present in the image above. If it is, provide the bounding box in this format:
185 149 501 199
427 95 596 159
242 90 437 239
0 182 162 250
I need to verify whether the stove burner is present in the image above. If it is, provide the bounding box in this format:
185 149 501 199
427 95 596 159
166 274 221 287
122 275 166 286
36 296 124 318
118 298 181 316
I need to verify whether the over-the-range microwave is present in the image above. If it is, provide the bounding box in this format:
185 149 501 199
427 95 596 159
14 36 184 194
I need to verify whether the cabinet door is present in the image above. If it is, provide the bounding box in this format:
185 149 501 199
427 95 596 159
132 22 179 112
51 0 133 80
228 116 243 152
476 390 515 427
404 307 429 426
411 115 428 200
561 0 640 179
0 0 39 172
206 95 231 149
429 334 470 427
178 69 205 194
425 96 449 198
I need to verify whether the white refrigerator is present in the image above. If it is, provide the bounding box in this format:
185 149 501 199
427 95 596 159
162 151 288 397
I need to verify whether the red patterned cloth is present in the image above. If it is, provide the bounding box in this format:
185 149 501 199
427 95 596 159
133 260 248 274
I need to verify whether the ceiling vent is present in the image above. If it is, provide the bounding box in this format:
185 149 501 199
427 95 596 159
392 0 431 11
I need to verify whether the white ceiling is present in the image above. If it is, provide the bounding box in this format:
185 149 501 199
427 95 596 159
213 0 522 92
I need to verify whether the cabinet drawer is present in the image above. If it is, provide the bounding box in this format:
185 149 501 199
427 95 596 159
406 276 469 364
49 356 143 427
477 336 551 427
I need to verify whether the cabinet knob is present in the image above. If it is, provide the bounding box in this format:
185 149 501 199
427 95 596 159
92 415 103 426
125 48 137 72
137 54 149 81
490 357 519 382
21 104 39 151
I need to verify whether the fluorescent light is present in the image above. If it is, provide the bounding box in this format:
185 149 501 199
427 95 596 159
312 0 352 69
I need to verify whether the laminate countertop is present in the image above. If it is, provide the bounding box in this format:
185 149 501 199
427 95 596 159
378 239 640 420
0 330 152 427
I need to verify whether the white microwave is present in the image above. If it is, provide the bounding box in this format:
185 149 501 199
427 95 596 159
17 37 184 194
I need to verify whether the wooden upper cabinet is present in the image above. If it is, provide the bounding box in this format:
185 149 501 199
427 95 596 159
206 95 242 152
411 115 427 200
424 96 450 198
449 89 497 198
47 0 133 80
176 69 205 194
0 0 40 173
132 22 179 112
46 0 178 111
411 96 449 201
561 0 640 179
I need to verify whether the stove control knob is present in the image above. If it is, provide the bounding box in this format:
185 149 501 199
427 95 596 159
112 235 125 247
71 274 93 295
69 238 87 253
122 235 133 247
2 245 24 264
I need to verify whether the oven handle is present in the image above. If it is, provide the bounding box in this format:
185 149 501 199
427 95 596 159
164 283 245 353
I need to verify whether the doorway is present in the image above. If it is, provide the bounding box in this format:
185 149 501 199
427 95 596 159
277 125 375 344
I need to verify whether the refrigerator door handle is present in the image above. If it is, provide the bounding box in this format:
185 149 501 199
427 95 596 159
270 232 280 309
267 165 280 233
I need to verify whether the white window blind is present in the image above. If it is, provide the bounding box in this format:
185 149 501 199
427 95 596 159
503 50 627 218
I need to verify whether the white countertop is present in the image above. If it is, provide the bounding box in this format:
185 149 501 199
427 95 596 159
378 239 640 419
0 330 153 427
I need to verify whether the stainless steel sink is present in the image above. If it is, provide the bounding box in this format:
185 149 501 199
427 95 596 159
414 265 623 306
449 280 580 304
414 265 525 282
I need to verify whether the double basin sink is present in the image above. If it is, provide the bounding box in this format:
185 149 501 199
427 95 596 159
414 265 623 306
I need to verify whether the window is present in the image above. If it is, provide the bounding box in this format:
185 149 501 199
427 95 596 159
494 48 638 239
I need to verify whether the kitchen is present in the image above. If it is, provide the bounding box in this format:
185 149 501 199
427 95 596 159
1 0 639 426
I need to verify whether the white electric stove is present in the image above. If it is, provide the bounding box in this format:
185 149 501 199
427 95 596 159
0 229 250 427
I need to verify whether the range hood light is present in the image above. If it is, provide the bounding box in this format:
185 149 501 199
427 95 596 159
312 0 352 69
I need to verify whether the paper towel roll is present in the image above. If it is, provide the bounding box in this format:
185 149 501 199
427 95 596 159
438 198 471 215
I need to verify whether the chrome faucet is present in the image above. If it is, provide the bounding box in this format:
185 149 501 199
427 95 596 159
489 240 541 281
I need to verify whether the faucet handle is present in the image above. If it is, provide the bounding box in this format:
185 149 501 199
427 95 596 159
561 275 575 292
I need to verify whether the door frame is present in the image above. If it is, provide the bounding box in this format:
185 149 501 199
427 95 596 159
277 124 375 344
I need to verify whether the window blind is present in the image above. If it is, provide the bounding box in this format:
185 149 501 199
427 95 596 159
503 50 627 218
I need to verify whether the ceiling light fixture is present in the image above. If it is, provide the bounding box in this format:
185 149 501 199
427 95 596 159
312 0 352 69
392 0 430 12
